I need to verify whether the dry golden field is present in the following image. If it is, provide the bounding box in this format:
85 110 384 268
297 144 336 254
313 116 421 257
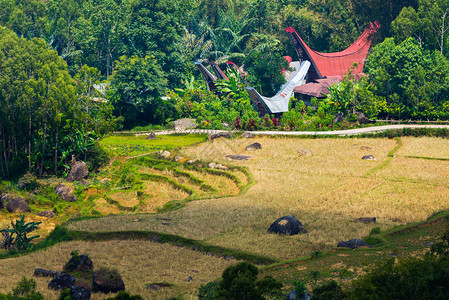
68 136 449 260
0 240 235 299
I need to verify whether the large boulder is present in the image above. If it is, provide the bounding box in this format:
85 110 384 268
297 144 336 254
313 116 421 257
67 161 89 182
268 215 307 235
93 269 125 294
337 239 371 249
6 196 29 213
55 184 78 202
209 132 233 140
71 285 91 300
48 273 77 290
173 118 197 131
245 142 262 151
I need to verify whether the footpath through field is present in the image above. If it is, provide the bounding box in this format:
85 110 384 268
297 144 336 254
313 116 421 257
123 124 449 137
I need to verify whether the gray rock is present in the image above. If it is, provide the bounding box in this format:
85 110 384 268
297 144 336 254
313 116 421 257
209 132 233 140
268 215 307 235
337 239 371 249
6 197 29 213
67 161 89 182
146 284 162 291
37 210 56 218
245 142 262 151
146 132 156 140
298 149 313 157
48 273 76 290
55 184 78 202
186 159 199 164
34 268 58 277
187 276 193 282
242 132 255 138
222 122 230 128
215 164 228 170
355 217 376 224
362 154 376 160
159 150 171 159
174 156 184 162
360 146 371 151
173 118 197 131
71 285 91 300
208 162 216 169
226 154 251 160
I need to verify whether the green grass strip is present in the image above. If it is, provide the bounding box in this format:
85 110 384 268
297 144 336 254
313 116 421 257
173 168 216 192
403 155 449 162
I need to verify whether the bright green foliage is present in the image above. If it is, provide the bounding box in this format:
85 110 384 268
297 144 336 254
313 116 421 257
215 262 283 300
365 37 449 119
1 215 41 251
244 48 289 97
110 55 173 129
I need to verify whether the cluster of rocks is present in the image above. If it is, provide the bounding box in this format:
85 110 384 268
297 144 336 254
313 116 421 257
39 253 125 300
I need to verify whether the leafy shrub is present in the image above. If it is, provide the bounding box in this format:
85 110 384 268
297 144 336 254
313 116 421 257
215 262 282 300
86 141 111 171
17 172 39 191
364 236 383 247
1 215 41 251
198 281 219 300
311 280 346 300
369 227 381 235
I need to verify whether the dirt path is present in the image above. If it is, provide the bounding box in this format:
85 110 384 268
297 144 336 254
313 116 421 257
127 124 449 137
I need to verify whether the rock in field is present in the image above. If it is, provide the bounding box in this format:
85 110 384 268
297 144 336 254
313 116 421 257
158 150 171 159
245 142 262 151
226 154 251 161
37 210 56 218
356 112 371 124
6 197 29 213
55 184 78 202
146 132 156 140
63 254 94 274
286 291 311 300
362 154 376 160
93 269 125 294
337 239 371 249
298 149 313 157
48 273 77 290
268 215 307 235
360 146 371 151
355 217 376 224
71 285 91 300
67 161 89 182
34 268 58 278
209 132 233 140
242 132 255 138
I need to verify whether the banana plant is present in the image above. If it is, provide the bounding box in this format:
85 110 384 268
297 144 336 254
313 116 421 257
1 215 41 251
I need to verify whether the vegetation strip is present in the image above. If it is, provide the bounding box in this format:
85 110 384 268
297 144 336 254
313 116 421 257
68 230 278 265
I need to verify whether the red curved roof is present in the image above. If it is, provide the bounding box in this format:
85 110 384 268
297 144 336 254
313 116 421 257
285 22 380 79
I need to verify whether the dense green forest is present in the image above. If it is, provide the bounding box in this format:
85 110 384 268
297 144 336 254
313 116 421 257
1 0 449 179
